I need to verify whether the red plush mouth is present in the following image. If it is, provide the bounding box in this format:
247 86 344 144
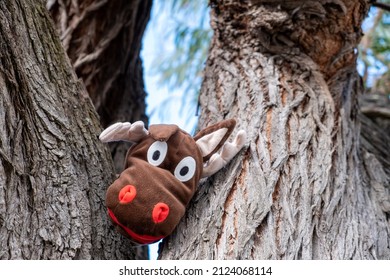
107 209 165 244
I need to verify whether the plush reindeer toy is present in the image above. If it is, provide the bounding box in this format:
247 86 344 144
99 119 246 245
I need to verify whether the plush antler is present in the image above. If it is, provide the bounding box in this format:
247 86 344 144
201 130 246 177
99 121 148 143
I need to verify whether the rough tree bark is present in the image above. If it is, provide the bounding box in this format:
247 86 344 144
160 0 390 259
47 0 152 173
0 0 143 259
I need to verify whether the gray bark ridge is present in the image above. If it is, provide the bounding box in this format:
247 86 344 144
0 0 140 259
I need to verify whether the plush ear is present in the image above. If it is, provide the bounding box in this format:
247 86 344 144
99 121 148 143
201 130 246 178
194 119 236 161
194 119 247 178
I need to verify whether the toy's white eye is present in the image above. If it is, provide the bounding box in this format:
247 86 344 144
147 141 168 166
174 156 196 182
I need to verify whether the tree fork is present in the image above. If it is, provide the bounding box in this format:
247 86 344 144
47 0 152 174
160 0 390 260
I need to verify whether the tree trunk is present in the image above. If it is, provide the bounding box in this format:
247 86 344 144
47 0 152 173
160 0 390 259
0 0 143 259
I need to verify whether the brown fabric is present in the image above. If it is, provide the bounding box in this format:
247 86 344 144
149 124 180 141
106 126 203 244
105 119 240 244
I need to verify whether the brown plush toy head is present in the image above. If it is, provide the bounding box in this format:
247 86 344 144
99 119 246 245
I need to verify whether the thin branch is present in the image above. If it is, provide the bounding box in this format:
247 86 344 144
371 1 390 12
361 106 390 118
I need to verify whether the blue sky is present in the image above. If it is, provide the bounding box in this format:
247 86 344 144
141 2 199 134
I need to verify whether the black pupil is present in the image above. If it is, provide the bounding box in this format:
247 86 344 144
180 166 189 176
152 150 160 161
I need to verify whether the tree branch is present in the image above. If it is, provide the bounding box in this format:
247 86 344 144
360 93 390 119
361 106 390 119
371 1 390 12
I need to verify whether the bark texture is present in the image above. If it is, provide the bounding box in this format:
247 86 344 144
160 0 390 259
0 0 143 259
47 0 151 172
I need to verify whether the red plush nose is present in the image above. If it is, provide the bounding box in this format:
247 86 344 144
119 185 137 204
152 203 170 223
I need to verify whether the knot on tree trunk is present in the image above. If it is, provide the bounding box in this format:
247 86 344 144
211 0 369 79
